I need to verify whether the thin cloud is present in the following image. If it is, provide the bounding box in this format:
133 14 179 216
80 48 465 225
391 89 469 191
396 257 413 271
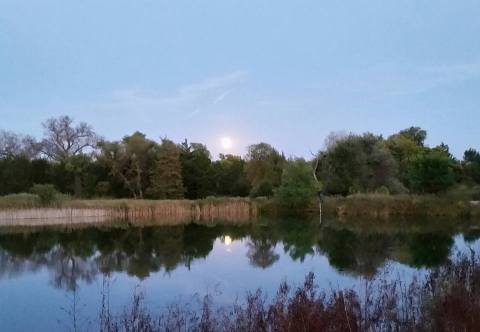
186 108 201 119
98 71 247 116
212 90 231 105
364 61 480 96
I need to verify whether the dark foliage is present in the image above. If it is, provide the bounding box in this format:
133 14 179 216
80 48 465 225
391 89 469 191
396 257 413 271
1 118 480 202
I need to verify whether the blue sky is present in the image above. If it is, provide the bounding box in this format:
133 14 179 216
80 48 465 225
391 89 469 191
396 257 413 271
1 0 479 158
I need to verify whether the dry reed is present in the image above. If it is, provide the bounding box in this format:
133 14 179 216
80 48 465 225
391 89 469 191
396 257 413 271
0 198 258 227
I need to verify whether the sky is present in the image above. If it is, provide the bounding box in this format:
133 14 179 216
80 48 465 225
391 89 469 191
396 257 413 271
1 0 479 158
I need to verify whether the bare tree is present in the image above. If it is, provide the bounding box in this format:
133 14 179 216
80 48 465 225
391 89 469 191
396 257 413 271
37 116 100 197
40 115 99 161
0 130 22 157
0 130 40 159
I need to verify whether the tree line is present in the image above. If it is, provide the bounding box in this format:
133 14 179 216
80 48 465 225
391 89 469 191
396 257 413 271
1 116 479 204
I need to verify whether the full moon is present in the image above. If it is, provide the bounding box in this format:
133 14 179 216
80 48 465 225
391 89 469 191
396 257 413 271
220 136 233 150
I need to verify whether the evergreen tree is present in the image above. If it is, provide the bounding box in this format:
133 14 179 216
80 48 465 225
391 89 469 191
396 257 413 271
409 152 456 193
212 154 251 196
179 140 214 199
149 139 184 199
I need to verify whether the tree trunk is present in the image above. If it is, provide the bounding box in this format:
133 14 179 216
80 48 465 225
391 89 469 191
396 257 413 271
74 173 82 198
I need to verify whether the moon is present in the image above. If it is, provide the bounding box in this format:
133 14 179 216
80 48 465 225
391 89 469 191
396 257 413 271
220 136 233 150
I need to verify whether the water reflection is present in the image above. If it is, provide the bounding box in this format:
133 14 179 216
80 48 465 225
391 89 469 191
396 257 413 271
247 238 279 268
0 219 471 291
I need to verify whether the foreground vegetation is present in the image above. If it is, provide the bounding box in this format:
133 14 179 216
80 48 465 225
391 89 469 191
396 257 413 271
0 218 478 330
97 251 480 332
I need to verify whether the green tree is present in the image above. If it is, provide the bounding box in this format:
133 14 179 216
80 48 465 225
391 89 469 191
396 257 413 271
66 154 93 197
318 133 403 195
432 142 453 158
76 157 111 198
385 133 423 185
0 156 33 195
409 152 456 193
398 126 427 147
463 148 480 184
212 154 251 196
274 158 319 210
30 159 52 185
99 132 157 198
148 139 184 199
245 143 285 197
179 140 214 199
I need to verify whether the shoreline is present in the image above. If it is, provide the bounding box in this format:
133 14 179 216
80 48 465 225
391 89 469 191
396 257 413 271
0 195 478 228
0 198 258 227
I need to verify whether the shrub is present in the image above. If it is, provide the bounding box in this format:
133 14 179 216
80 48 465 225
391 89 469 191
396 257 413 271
0 193 40 209
374 186 390 195
30 184 59 206
409 153 456 193
250 180 274 198
274 158 319 210
471 185 480 201
95 181 111 197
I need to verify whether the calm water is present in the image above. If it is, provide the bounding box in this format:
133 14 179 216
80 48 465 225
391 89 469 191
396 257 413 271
0 219 479 331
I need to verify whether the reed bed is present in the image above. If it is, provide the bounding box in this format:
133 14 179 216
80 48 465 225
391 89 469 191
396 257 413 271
0 198 258 227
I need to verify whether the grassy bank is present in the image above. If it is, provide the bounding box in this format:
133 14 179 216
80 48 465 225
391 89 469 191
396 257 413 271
258 193 480 222
323 194 479 220
1 192 479 226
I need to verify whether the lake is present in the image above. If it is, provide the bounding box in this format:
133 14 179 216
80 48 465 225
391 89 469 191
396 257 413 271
0 218 479 331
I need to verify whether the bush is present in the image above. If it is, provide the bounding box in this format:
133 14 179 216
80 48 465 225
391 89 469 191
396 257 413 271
0 193 40 208
30 184 59 206
470 185 480 201
409 153 456 193
374 186 390 195
274 159 319 210
95 181 111 197
250 180 274 198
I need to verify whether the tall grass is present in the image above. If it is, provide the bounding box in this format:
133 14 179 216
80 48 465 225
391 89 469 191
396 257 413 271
99 251 480 332
0 197 258 226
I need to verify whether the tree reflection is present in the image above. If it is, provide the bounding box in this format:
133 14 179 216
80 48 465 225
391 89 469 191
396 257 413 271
0 220 467 290
49 252 98 291
406 233 454 268
246 238 279 268
0 224 222 290
464 229 480 243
